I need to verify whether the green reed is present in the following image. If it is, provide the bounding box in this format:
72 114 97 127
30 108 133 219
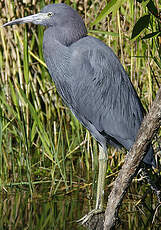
0 0 160 201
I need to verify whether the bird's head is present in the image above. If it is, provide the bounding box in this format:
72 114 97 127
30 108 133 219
3 3 87 46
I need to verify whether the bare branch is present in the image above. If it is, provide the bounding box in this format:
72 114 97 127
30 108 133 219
104 88 161 230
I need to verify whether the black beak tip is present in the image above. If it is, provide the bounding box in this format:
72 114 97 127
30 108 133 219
1 22 12 27
2 24 7 27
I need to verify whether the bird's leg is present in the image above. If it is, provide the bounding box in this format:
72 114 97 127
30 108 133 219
77 144 108 224
95 144 108 210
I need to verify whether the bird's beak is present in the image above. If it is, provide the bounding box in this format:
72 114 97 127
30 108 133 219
2 12 49 27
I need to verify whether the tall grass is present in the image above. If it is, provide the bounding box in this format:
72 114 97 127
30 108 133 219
0 0 160 205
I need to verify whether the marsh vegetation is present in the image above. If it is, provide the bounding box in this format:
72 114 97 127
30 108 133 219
0 0 161 229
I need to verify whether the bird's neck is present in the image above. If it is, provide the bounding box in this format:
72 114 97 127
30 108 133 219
43 28 71 62
43 29 73 105
43 28 71 81
44 25 87 47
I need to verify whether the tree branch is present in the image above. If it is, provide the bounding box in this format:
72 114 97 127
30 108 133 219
104 88 161 230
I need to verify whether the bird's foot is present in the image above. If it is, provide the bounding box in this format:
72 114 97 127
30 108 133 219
77 209 104 225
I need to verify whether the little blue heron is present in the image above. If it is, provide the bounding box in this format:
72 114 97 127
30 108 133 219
3 3 156 222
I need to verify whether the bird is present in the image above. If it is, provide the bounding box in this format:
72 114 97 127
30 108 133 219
3 2 156 222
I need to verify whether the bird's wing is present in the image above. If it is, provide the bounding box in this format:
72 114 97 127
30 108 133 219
70 38 144 149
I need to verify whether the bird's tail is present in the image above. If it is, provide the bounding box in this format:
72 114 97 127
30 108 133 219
143 145 156 168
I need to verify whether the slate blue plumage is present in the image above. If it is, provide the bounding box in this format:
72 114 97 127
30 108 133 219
40 3 155 167
3 3 155 167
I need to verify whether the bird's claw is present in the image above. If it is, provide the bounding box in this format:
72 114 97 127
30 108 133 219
77 209 104 225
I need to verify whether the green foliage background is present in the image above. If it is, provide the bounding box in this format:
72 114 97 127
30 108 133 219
0 0 161 228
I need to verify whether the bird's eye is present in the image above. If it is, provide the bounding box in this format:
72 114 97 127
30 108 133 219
47 12 53 17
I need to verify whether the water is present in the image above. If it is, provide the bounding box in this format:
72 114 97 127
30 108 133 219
0 189 86 230
0 181 161 230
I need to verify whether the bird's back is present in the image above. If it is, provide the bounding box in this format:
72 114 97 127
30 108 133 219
70 36 155 167
70 36 144 148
